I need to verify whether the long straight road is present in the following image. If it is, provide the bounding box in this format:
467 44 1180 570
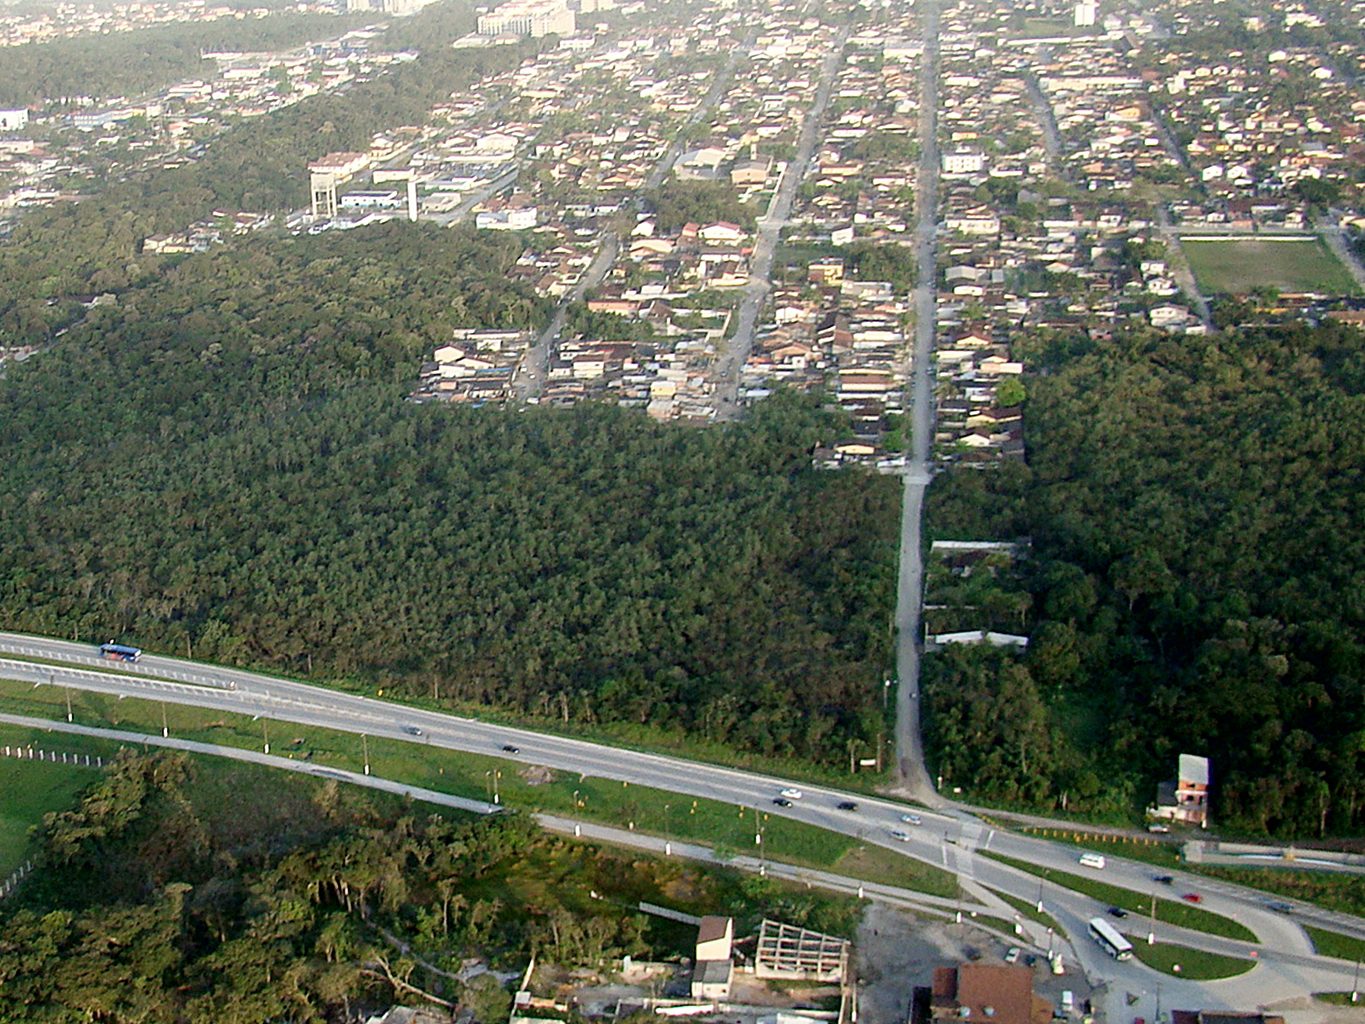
892 0 942 804
713 24 851 420
4 630 1358 966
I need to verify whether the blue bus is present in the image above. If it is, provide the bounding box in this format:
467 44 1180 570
99 642 142 663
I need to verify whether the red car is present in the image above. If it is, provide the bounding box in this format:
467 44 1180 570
1182 893 1203 903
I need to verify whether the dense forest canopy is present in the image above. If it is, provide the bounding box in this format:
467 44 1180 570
0 13 368 107
0 5 536 347
0 751 854 1022
924 323 1365 837
0 221 898 766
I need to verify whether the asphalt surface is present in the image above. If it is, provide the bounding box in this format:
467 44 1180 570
5 629 1365 1007
712 24 851 420
892 0 942 804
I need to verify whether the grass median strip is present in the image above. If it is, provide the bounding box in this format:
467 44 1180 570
981 851 1257 942
1131 942 1254 980
0 680 959 899
1305 926 1365 963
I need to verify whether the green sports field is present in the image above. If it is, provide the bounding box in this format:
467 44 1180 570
1182 238 1357 296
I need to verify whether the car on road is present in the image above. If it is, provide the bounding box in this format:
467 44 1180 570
1005 947 1021 964
1152 874 1174 885
1182 892 1203 903
890 829 911 842
1107 906 1128 919
837 801 858 811
779 788 803 800
1024 955 1037 967
402 725 423 736
1263 900 1294 914
501 744 520 754
900 813 922 825
773 797 793 807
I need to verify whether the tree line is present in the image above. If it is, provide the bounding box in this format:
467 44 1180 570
0 220 898 769
2 750 855 1022
923 322 1365 836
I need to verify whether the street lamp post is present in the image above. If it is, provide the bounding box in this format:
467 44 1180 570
161 703 169 738
262 718 270 755
1353 958 1360 1003
1149 890 1157 945
362 734 370 776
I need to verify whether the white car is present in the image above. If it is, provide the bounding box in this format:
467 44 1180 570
779 787 803 800
900 813 922 825
890 829 911 842
1004 947 1021 964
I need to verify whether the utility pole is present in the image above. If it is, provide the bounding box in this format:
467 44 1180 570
1037 879 1044 913
262 718 270 755
64 686 72 724
161 703 168 738
362 733 370 775
1148 890 1157 945
1353 958 1360 1003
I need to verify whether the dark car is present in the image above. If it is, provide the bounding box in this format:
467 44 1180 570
1264 900 1294 914
402 725 423 736
773 797 793 807
501 744 520 754
837 801 859 811
1107 906 1128 919
1024 955 1037 967
1153 874 1175 885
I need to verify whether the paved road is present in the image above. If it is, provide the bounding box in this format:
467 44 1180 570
712 24 851 420
1155 203 1214 329
1316 212 1365 291
891 0 942 805
5 630 1363 974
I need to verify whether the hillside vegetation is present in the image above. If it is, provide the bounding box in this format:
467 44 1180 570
925 323 1365 836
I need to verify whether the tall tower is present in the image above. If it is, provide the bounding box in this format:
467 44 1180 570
1074 0 1097 26
407 177 418 222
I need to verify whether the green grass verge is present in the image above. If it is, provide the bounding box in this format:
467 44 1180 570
1192 864 1365 918
1019 827 1183 869
0 679 958 898
1305 926 1365 963
994 888 1062 933
1131 941 1254 980
1182 238 1357 296
0 648 904 799
1312 993 1364 1006
982 851 1257 942
0 747 97 875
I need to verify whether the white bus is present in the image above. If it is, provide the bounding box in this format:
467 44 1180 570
1087 917 1133 961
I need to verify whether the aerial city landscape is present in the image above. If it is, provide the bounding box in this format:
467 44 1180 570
0 0 1362 1019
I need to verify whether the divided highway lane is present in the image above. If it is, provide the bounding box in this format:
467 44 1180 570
2 631 1364 970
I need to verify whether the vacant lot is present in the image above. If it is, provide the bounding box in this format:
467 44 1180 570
1182 238 1357 296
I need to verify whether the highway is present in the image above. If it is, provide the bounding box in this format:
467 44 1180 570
2 629 1364 1022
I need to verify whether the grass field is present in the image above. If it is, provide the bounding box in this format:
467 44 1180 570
982 851 1257 942
1193 864 1365 918
1182 238 1357 296
0 755 96 875
1131 941 1254 980
1305 925 1365 963
0 681 959 898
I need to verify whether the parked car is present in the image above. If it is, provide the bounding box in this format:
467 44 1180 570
1107 906 1128 919
773 797 793 807
1005 947 1021 964
837 801 859 811
1182 892 1203 904
779 788 803 800
1024 955 1038 967
900 813 923 825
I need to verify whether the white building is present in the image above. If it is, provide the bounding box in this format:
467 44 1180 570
1074 0 1097 27
0 109 28 132
942 150 986 175
477 0 574 37
476 207 537 230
